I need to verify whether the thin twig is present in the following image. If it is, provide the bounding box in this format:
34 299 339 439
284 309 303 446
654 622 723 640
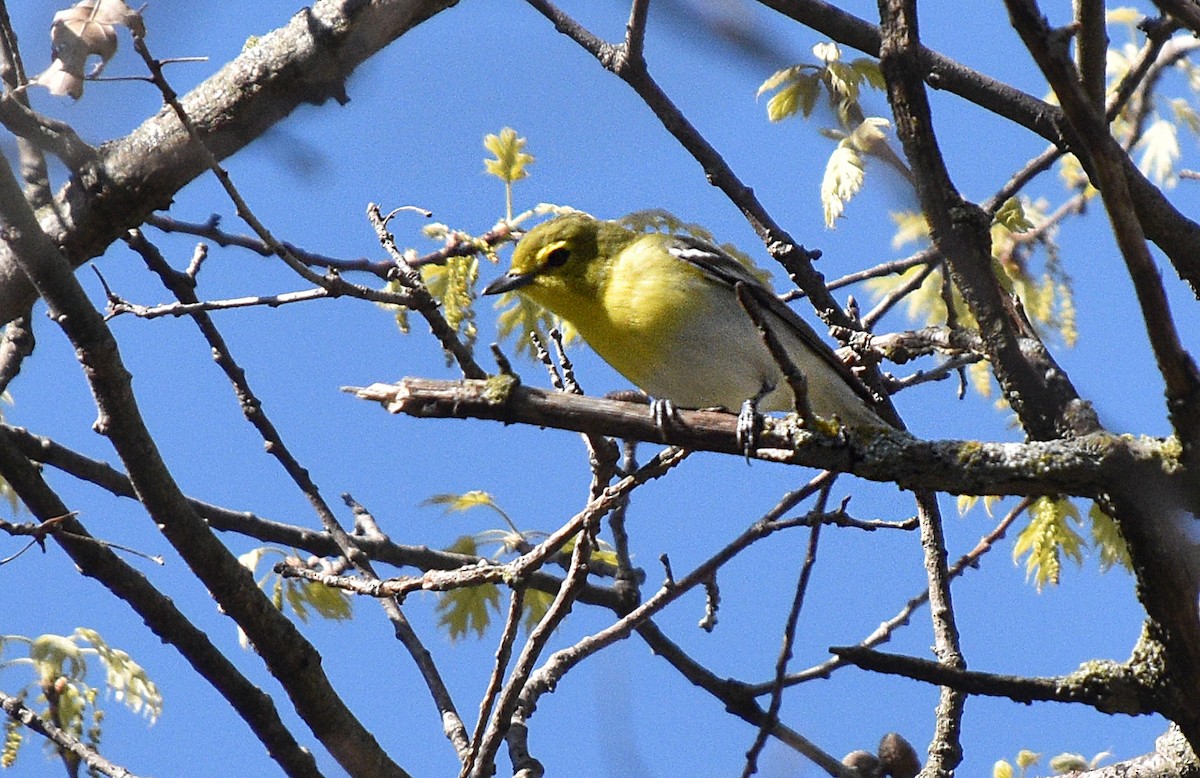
766 497 1031 693
510 477 846 773
1 690 141 778
470 506 599 775
742 480 832 777
106 287 332 320
462 589 526 777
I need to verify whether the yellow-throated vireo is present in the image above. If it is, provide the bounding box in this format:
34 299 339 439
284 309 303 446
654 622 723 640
482 213 887 443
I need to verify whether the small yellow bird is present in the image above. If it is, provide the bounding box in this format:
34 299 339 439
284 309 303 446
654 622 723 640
482 213 886 440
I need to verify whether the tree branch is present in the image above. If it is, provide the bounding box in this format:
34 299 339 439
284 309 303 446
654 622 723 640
1 689 140 778
0 427 323 778
1154 0 1200 35
755 0 1200 299
0 145 409 777
763 496 1030 693
1074 0 1109 109
346 378 1164 498
1004 5 1200 749
876 0 1095 441
831 646 1158 715
0 0 458 327
2 423 632 612
1004 0 1200 453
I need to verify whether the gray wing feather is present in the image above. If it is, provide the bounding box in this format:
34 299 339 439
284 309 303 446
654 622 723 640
666 235 880 406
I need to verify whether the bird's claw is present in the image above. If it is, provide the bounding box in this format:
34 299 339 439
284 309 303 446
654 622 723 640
650 398 679 441
736 398 760 462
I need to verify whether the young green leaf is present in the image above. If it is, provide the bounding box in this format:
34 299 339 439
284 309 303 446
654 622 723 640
484 127 535 219
1012 496 1085 590
436 583 502 641
1137 118 1180 187
483 127 535 185
821 142 865 227
522 588 555 632
1048 753 1088 774
1089 502 1132 573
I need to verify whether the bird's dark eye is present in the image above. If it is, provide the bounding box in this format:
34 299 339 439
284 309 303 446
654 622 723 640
544 246 571 268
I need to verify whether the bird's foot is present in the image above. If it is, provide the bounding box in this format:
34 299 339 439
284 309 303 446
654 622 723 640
650 398 679 441
736 398 761 462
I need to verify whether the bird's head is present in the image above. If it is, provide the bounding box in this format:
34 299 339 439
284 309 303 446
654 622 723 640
481 214 614 309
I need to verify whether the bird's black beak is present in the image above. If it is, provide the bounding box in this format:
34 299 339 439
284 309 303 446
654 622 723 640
481 271 535 296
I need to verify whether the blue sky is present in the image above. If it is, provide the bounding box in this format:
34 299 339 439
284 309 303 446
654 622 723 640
1 0 1190 775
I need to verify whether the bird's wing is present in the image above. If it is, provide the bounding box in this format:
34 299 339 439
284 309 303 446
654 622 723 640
665 234 881 407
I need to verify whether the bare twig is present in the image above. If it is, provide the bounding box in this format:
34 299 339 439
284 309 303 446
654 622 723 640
1 689 141 778
106 286 332 319
742 481 832 777
367 203 487 378
511 475 848 774
462 589 526 777
767 497 1031 693
470 505 599 775
633 620 860 778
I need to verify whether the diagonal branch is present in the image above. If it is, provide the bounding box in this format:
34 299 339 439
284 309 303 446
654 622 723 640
0 0 459 328
1 689 141 778
0 427 324 778
0 150 409 777
1004 0 1200 454
874 0 1094 441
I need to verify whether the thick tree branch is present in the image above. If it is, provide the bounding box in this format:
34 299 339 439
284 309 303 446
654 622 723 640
0 0 457 327
0 427 324 778
1004 0 1200 453
347 378 1174 497
872 12 976 773
1004 4 1200 749
1075 0 1108 110
1155 0 1200 35
876 0 1094 442
831 646 1158 714
0 151 408 776
755 0 1200 298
